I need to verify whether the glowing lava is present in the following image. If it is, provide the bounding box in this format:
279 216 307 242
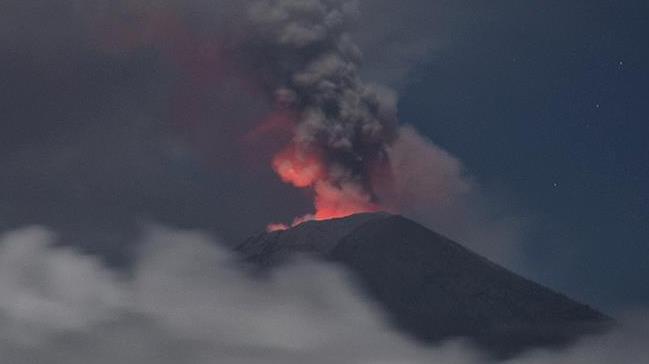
268 144 381 231
313 181 380 220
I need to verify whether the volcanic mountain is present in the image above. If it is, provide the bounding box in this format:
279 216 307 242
236 213 612 358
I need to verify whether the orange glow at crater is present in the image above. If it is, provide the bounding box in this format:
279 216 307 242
313 181 380 220
268 145 382 231
265 179 380 232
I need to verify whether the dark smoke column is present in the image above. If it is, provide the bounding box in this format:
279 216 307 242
247 0 399 224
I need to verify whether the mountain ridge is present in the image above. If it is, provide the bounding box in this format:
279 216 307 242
237 212 612 358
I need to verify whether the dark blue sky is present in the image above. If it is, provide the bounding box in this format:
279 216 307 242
400 0 649 311
0 0 646 316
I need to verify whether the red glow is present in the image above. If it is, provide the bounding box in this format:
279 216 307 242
313 206 379 221
313 181 380 220
265 180 380 231
269 146 381 230
266 223 289 232
272 146 324 188
245 110 296 142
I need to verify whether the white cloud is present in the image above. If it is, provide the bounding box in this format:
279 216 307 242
0 224 645 363
0 225 479 362
0 227 125 342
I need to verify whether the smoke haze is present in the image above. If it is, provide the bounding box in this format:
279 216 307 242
0 0 524 266
2 1 642 362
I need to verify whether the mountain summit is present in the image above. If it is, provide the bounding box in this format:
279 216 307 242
237 213 611 358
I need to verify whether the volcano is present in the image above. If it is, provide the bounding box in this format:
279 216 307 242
237 213 612 358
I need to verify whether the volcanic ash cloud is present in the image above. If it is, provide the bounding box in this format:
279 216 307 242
247 0 400 223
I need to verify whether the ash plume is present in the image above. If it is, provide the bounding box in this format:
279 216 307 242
75 0 402 222
245 0 400 221
0 0 524 263
241 1 524 257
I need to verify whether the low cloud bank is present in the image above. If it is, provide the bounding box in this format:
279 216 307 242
0 226 645 363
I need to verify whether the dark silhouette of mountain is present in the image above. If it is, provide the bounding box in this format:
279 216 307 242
237 213 612 358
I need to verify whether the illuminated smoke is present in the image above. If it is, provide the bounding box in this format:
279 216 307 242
79 0 399 225
246 0 399 225
272 145 325 189
70 0 480 232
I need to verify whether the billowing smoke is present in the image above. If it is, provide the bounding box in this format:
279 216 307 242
242 0 517 245
74 0 404 225
0 1 643 362
245 0 400 224
240 0 523 257
0 0 526 265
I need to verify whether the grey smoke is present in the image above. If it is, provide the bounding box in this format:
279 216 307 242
0 0 526 266
243 0 524 258
246 0 400 205
382 126 528 264
242 1 526 262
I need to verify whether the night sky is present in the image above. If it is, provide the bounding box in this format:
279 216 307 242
399 0 649 311
1 0 647 315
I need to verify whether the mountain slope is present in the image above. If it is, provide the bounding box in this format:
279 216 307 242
237 213 611 358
